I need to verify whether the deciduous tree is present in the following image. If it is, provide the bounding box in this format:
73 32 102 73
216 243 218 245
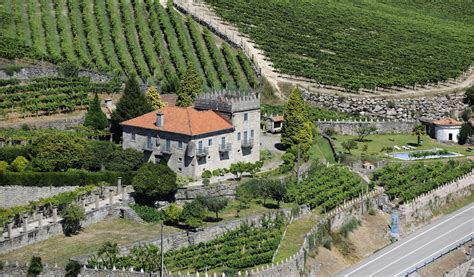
355 124 377 142
342 139 358 154
60 204 86 236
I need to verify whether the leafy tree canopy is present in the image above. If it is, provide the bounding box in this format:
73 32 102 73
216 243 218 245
31 133 90 172
132 163 177 199
180 199 206 228
60 204 86 236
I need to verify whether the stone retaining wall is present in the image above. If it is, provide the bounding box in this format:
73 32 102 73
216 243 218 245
399 172 474 223
316 118 417 135
443 258 473 277
72 205 310 265
175 183 238 204
304 91 466 120
0 186 79 208
0 67 111 83
1 116 85 130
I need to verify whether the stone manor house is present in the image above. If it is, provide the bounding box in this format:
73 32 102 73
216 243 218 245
121 93 260 179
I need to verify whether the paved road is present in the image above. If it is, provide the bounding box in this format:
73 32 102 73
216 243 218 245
338 203 474 277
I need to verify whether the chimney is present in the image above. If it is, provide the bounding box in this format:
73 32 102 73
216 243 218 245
156 111 164 127
104 98 113 108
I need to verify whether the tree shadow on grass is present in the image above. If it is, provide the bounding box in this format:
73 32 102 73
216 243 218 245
204 217 223 223
263 203 280 209
275 143 286 151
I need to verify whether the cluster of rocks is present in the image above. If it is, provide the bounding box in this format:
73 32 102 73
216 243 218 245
303 91 467 120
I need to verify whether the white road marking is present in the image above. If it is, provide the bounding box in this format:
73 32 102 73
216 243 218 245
343 204 474 277
368 219 473 276
394 232 474 277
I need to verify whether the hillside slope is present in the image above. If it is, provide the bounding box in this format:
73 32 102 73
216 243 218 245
0 0 257 92
205 0 474 91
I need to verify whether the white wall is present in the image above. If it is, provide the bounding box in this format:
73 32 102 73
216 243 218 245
434 126 461 143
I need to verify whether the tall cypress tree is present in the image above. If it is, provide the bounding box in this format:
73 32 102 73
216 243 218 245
84 94 109 130
176 63 202 107
281 87 312 150
111 75 153 141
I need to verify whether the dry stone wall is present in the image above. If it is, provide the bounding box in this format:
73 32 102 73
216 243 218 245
399 171 474 223
0 186 79 208
303 91 467 120
0 67 111 83
316 118 417 135
175 183 238 204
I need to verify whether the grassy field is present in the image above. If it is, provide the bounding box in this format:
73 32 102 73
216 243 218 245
206 0 473 90
309 135 336 164
0 218 181 266
273 211 320 263
332 134 471 160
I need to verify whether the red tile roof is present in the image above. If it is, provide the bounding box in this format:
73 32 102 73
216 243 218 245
432 118 463 126
120 106 233 136
271 115 284 122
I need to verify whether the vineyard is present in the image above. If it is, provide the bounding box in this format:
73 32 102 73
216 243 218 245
88 218 285 272
0 0 257 92
0 77 118 117
372 161 473 203
287 164 365 211
205 0 474 90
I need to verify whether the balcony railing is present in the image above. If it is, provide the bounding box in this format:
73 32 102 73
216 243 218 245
219 143 232 152
196 147 209 157
241 138 254 148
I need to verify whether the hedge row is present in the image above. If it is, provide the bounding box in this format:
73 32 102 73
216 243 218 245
0 171 133 187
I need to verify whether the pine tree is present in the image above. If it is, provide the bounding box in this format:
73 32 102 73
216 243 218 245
145 86 167 110
84 94 109 130
281 87 312 150
176 63 202 107
111 75 153 141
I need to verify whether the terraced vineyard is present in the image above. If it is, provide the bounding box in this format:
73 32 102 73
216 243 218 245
0 77 118 117
0 0 257 92
206 0 474 90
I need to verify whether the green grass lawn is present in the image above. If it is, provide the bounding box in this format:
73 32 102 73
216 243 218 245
309 135 336 164
0 218 181 266
332 134 471 160
273 211 320 263
209 199 294 222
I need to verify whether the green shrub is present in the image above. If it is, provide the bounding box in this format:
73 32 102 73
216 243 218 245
322 236 333 249
0 146 30 163
162 203 182 225
61 204 86 236
339 218 361 238
0 171 131 187
0 161 8 173
27 256 43 277
65 260 81 277
201 170 212 179
10 156 28 172
129 204 163 222
132 163 177 200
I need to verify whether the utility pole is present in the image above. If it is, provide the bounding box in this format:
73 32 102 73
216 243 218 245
160 221 164 277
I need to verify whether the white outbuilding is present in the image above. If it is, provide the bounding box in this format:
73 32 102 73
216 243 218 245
431 118 463 143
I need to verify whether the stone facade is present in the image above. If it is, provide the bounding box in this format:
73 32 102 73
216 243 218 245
303 91 467 120
123 93 260 179
0 186 79 208
316 118 418 135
